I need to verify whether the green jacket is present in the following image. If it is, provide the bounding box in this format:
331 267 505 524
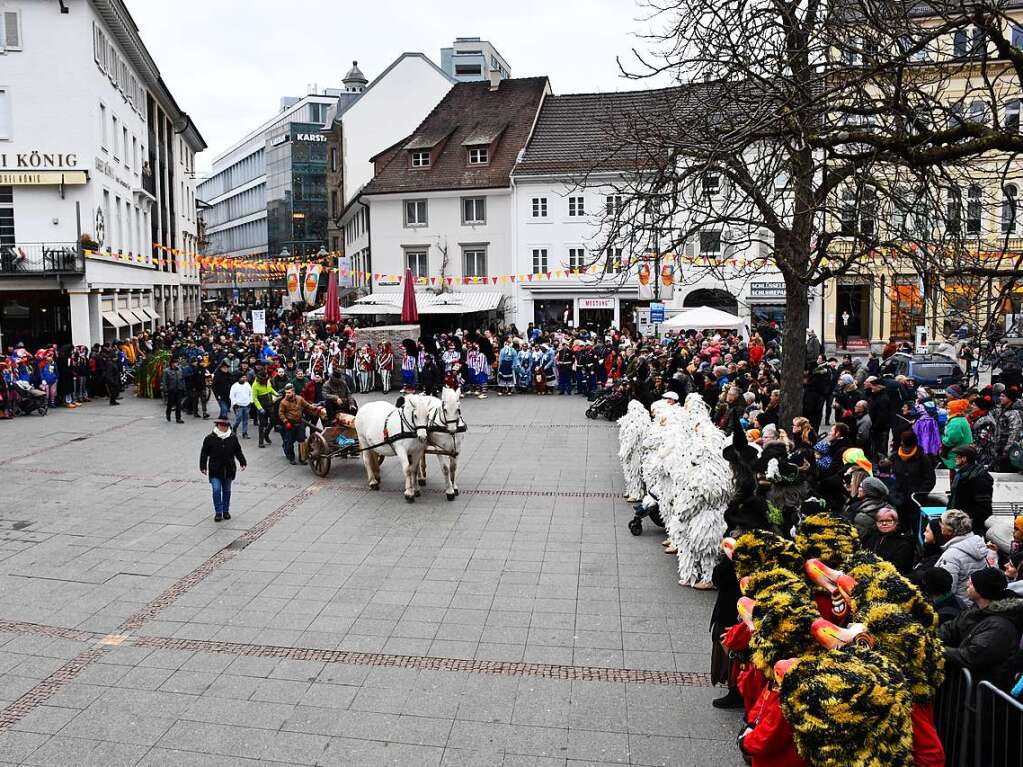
251 379 277 412
941 415 973 469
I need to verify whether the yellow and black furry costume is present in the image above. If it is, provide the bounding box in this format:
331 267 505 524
779 644 915 767
793 514 858 569
732 530 804 581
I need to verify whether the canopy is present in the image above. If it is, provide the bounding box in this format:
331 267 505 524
661 306 748 337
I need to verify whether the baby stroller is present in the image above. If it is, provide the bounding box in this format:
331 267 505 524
628 492 665 535
585 387 629 421
11 380 48 416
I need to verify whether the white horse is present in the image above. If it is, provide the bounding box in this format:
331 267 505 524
354 395 432 502
416 386 466 500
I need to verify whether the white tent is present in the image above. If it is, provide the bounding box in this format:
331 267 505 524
660 306 749 338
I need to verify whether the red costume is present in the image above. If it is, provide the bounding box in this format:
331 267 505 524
740 687 808 767
911 702 945 767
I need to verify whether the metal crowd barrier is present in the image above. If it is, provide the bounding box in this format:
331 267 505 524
934 665 974 767
974 681 1023 767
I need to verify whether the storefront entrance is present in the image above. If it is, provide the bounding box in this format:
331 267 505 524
1 291 71 349
836 282 871 348
534 299 573 328
579 308 613 331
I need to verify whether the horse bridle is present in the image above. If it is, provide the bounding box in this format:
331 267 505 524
427 400 467 434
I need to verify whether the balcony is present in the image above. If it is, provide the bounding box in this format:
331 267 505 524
0 243 85 277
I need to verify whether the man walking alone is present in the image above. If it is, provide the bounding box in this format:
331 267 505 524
162 357 186 423
199 416 246 522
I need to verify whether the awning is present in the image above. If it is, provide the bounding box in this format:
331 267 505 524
140 307 159 321
306 291 504 318
102 310 128 329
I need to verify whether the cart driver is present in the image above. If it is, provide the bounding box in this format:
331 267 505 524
323 369 354 422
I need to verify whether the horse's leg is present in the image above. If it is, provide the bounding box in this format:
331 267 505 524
361 443 380 490
418 448 427 486
450 445 459 496
396 446 415 503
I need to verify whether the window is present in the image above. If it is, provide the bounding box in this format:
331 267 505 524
0 88 9 140
1 10 21 52
1014 25 1023 49
330 147 338 172
531 197 548 218
462 247 487 277
968 100 988 125
605 247 624 273
410 150 430 168
860 187 876 238
406 249 428 279
967 185 983 234
568 196 585 216
455 64 482 76
99 103 108 151
462 197 486 224
606 194 624 216
954 26 986 58
0 186 14 249
946 186 962 234
567 247 586 270
1003 185 1018 233
132 136 138 171
404 199 428 227
700 230 722 255
330 190 339 218
532 247 548 273
1007 99 1021 132
467 147 488 165
840 189 858 235
111 115 119 159
122 127 129 168
703 171 721 196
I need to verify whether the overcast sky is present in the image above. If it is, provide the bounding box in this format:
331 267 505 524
126 0 666 173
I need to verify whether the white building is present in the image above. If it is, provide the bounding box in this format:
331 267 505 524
325 53 455 293
440 37 511 83
0 0 205 348
511 90 823 334
355 77 550 326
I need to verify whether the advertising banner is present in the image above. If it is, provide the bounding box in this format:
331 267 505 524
337 256 352 288
637 263 653 300
659 265 674 301
251 309 266 335
303 264 322 305
286 264 302 304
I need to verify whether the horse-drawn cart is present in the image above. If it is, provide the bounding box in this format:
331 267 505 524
305 423 360 477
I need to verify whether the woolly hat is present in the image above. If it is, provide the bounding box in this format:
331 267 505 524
970 567 1008 601
947 398 969 417
732 532 804 581
838 373 855 386
842 448 873 475
795 514 859 569
1003 386 1021 402
859 476 889 500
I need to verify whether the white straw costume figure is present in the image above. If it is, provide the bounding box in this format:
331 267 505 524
668 394 732 588
618 400 651 503
639 399 683 514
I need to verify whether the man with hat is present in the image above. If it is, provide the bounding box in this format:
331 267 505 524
948 444 994 536
323 368 353 423
161 357 186 423
212 359 234 419
938 566 1023 688
996 385 1023 471
199 416 247 522
661 390 680 405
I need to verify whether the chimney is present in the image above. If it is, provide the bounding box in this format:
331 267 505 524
488 67 501 92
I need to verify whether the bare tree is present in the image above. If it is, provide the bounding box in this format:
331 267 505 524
582 0 1023 422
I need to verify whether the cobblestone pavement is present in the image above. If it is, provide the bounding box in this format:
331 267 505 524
0 390 740 766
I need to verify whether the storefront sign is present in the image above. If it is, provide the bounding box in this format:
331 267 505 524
650 302 665 323
0 170 87 186
750 281 786 299
579 297 615 310
0 152 80 170
295 133 327 143
270 134 289 147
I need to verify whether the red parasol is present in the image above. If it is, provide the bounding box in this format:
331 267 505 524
324 268 341 325
401 268 419 323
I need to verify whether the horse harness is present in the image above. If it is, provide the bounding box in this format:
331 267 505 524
358 404 427 453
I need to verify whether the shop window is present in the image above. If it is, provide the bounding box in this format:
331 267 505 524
890 282 924 340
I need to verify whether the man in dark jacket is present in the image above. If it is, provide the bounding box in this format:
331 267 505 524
938 567 1023 689
864 376 892 458
211 360 234 419
161 358 186 424
948 445 995 536
923 567 966 626
101 349 121 406
889 430 936 535
199 417 247 522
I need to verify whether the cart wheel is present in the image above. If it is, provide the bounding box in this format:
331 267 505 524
649 508 664 528
39 402 48 416
628 518 643 536
585 409 597 419
308 434 331 477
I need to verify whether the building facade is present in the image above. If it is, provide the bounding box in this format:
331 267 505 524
511 90 823 334
359 77 551 326
0 0 204 349
197 93 335 297
440 37 511 82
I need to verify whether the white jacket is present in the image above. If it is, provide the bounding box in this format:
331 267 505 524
229 381 252 408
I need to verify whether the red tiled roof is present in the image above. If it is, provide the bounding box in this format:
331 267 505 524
363 77 549 195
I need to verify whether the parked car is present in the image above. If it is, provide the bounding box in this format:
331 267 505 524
881 352 965 389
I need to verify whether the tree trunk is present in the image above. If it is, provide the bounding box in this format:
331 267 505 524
778 276 810 428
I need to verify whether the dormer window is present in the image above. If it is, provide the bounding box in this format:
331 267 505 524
410 150 431 168
468 147 489 165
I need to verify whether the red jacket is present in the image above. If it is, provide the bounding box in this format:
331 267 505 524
912 702 945 767
740 688 808 767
